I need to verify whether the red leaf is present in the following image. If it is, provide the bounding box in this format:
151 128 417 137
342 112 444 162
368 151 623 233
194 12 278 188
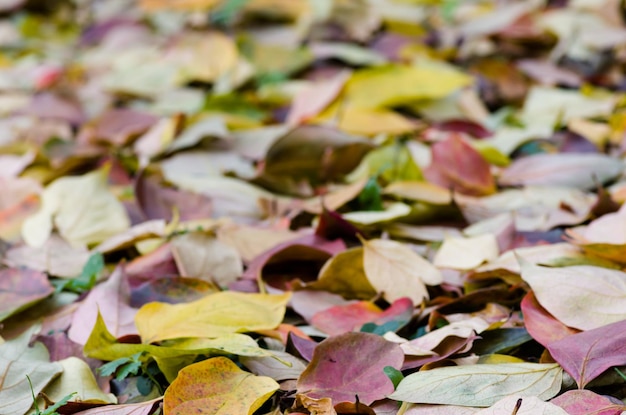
424 133 495 196
520 291 579 347
311 297 413 336
297 332 403 405
547 319 626 388
550 389 626 415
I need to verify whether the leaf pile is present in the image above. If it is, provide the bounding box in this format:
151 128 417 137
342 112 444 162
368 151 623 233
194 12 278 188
2 0 626 414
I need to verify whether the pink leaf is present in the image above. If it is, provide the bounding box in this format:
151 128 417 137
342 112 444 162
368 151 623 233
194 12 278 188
297 332 403 405
499 153 623 190
0 267 54 322
68 265 138 345
550 390 626 415
520 291 579 348
286 70 351 125
311 297 413 336
424 133 495 196
547 319 626 388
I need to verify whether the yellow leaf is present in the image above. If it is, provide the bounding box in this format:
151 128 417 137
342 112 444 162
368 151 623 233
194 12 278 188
477 354 525 364
361 238 442 304
342 64 472 109
135 291 291 343
163 356 279 415
21 167 130 247
85 313 283 382
42 357 117 404
315 105 418 136
140 0 219 11
305 247 376 300
384 181 452 205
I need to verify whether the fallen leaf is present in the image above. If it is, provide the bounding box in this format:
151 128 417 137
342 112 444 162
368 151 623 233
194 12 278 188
397 317 489 357
130 277 218 307
0 177 41 241
94 220 166 254
42 356 117 404
304 247 377 300
311 297 413 336
455 187 595 231
433 234 499 270
424 133 496 196
521 86 616 130
135 291 291 343
4 235 91 278
520 291 580 348
361 238 442 303
287 70 351 125
564 203 626 258
297 332 404 405
80 108 158 146
295 394 337 415
349 142 422 183
0 325 63 415
60 398 160 415
163 356 278 415
547 319 626 388
242 234 343 283
134 170 213 222
317 106 418 136
68 265 137 345
342 202 412 225
340 64 471 109
520 260 626 330
261 125 373 188
171 232 243 287
216 222 301 263
0 267 54 322
550 389 626 415
241 350 307 381
476 243 583 275
85 313 282 382
389 363 562 407
499 153 623 191
403 404 479 414
383 181 452 205
21 166 130 247
475 395 568 415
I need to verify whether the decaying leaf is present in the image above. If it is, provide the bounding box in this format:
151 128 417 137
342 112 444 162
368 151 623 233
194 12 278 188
163 356 279 415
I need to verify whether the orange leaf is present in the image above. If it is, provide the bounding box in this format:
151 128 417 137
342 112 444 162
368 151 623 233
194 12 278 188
163 356 279 415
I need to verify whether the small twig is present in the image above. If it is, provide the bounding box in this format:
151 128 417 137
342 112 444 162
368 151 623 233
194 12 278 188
511 398 522 415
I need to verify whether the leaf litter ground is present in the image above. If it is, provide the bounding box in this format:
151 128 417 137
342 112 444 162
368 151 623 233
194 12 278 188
2 1 626 414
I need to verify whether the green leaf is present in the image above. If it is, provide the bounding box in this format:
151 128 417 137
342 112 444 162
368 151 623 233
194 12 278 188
98 352 143 381
41 392 77 415
57 252 104 294
357 177 384 211
210 0 250 26
384 366 404 389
